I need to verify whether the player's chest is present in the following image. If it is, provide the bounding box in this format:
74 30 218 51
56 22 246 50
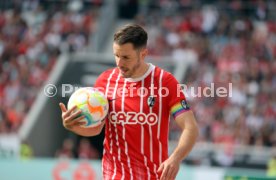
106 80 162 112
106 80 164 125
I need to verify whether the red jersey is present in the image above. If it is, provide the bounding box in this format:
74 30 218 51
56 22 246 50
95 63 190 180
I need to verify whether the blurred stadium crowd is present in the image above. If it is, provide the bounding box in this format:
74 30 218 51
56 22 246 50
135 0 276 149
0 0 99 134
134 0 276 167
0 0 101 159
0 0 276 166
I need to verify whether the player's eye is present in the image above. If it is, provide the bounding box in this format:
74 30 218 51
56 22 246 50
114 55 130 61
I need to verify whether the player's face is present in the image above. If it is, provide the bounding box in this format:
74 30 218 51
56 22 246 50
113 43 147 78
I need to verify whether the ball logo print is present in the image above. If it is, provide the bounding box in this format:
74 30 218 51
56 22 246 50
67 87 109 128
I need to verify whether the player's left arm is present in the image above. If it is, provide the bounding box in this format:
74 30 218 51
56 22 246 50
158 111 198 180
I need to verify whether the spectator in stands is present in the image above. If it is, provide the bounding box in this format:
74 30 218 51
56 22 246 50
135 1 276 151
20 140 33 160
0 0 99 135
55 138 75 159
77 138 99 160
267 153 276 177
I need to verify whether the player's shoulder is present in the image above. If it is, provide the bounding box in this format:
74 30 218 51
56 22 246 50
98 68 117 79
154 65 175 80
95 68 117 87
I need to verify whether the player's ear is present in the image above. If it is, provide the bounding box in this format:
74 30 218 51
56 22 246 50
140 48 148 59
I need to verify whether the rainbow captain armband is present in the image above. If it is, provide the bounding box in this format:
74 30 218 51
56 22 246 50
170 100 190 119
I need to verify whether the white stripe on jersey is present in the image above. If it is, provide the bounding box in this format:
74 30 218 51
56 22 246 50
121 162 125 180
157 70 164 164
140 79 144 154
103 69 116 180
111 73 121 180
111 156 117 180
105 69 116 97
149 67 154 162
150 67 159 179
146 157 150 180
122 79 133 180
105 69 116 154
140 79 151 180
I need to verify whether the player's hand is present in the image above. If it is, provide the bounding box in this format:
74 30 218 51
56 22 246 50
59 103 85 129
157 156 180 180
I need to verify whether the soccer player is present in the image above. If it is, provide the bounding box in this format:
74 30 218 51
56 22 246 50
59 24 198 180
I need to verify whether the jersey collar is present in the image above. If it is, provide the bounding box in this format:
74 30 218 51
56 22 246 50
125 63 155 82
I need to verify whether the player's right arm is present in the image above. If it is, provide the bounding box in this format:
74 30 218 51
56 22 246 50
60 69 109 136
59 103 105 137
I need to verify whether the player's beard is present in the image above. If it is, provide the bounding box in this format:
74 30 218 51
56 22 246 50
120 57 141 78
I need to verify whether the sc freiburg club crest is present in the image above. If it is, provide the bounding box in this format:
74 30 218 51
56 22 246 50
147 96 155 107
181 99 190 110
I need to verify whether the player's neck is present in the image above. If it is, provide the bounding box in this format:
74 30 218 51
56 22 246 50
132 63 149 79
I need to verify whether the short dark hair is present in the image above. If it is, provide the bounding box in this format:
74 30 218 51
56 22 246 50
114 24 148 49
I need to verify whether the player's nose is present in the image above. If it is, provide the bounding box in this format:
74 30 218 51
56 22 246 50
116 58 124 67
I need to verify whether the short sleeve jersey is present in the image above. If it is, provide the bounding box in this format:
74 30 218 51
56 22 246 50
94 63 190 180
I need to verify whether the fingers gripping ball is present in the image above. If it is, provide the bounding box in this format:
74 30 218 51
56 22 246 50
67 87 109 128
